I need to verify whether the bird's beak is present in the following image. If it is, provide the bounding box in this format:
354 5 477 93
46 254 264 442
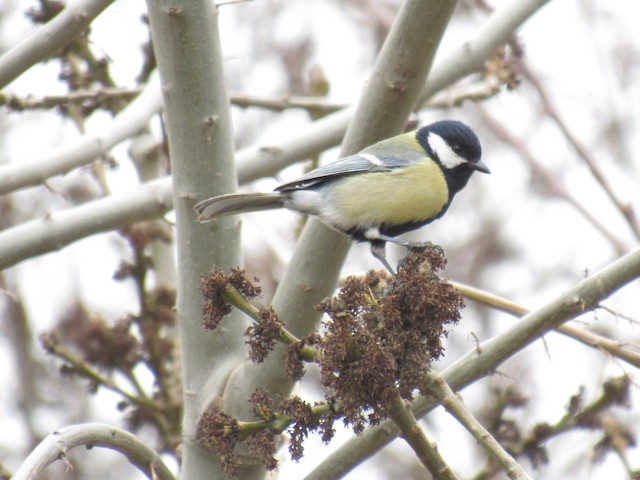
470 159 490 174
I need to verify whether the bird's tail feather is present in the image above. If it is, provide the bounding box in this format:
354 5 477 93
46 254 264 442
195 192 285 222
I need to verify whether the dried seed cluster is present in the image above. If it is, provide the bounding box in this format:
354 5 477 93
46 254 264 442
318 245 463 430
201 268 262 331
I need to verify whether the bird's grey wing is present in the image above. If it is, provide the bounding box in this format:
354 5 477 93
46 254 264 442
276 131 429 191
275 153 395 191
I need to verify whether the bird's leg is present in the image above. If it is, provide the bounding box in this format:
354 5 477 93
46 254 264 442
369 241 396 276
373 233 435 273
365 228 432 275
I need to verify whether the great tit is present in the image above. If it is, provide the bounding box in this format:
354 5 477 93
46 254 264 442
195 120 489 274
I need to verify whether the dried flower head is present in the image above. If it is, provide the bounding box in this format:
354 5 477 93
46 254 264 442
57 303 140 372
198 407 242 478
201 268 262 330
318 245 463 430
245 306 283 363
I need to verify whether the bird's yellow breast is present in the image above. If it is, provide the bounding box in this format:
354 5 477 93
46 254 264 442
326 160 449 229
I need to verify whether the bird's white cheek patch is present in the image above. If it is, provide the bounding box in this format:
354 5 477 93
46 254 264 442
428 132 466 169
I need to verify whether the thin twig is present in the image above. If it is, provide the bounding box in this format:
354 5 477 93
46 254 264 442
598 304 640 326
230 94 345 115
425 371 532 480
41 335 158 411
386 393 458 480
238 402 334 439
0 87 143 110
506 376 631 463
230 76 505 115
451 281 640 369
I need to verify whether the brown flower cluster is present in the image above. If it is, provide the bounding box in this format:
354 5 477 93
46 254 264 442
284 334 319 381
198 407 243 478
318 245 464 431
201 268 262 331
245 306 284 363
54 303 139 374
198 389 337 477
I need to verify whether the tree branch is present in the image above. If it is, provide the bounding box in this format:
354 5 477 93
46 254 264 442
0 86 143 110
145 0 255 478
40 334 159 410
0 0 116 89
12 423 175 480
451 281 640 369
386 393 458 480
0 77 162 196
424 371 532 480
0 178 173 271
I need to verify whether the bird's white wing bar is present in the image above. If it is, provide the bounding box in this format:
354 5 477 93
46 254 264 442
359 153 384 167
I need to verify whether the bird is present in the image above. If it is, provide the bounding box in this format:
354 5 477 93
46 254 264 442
194 120 489 275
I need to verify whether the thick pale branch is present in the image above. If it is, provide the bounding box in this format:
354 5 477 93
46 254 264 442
0 0 116 89
13 423 175 480
0 178 172 271
0 78 163 196
146 0 252 478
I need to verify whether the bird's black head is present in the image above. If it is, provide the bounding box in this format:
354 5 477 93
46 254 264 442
417 120 489 196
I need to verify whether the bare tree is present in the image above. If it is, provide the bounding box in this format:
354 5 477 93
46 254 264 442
1 0 639 479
